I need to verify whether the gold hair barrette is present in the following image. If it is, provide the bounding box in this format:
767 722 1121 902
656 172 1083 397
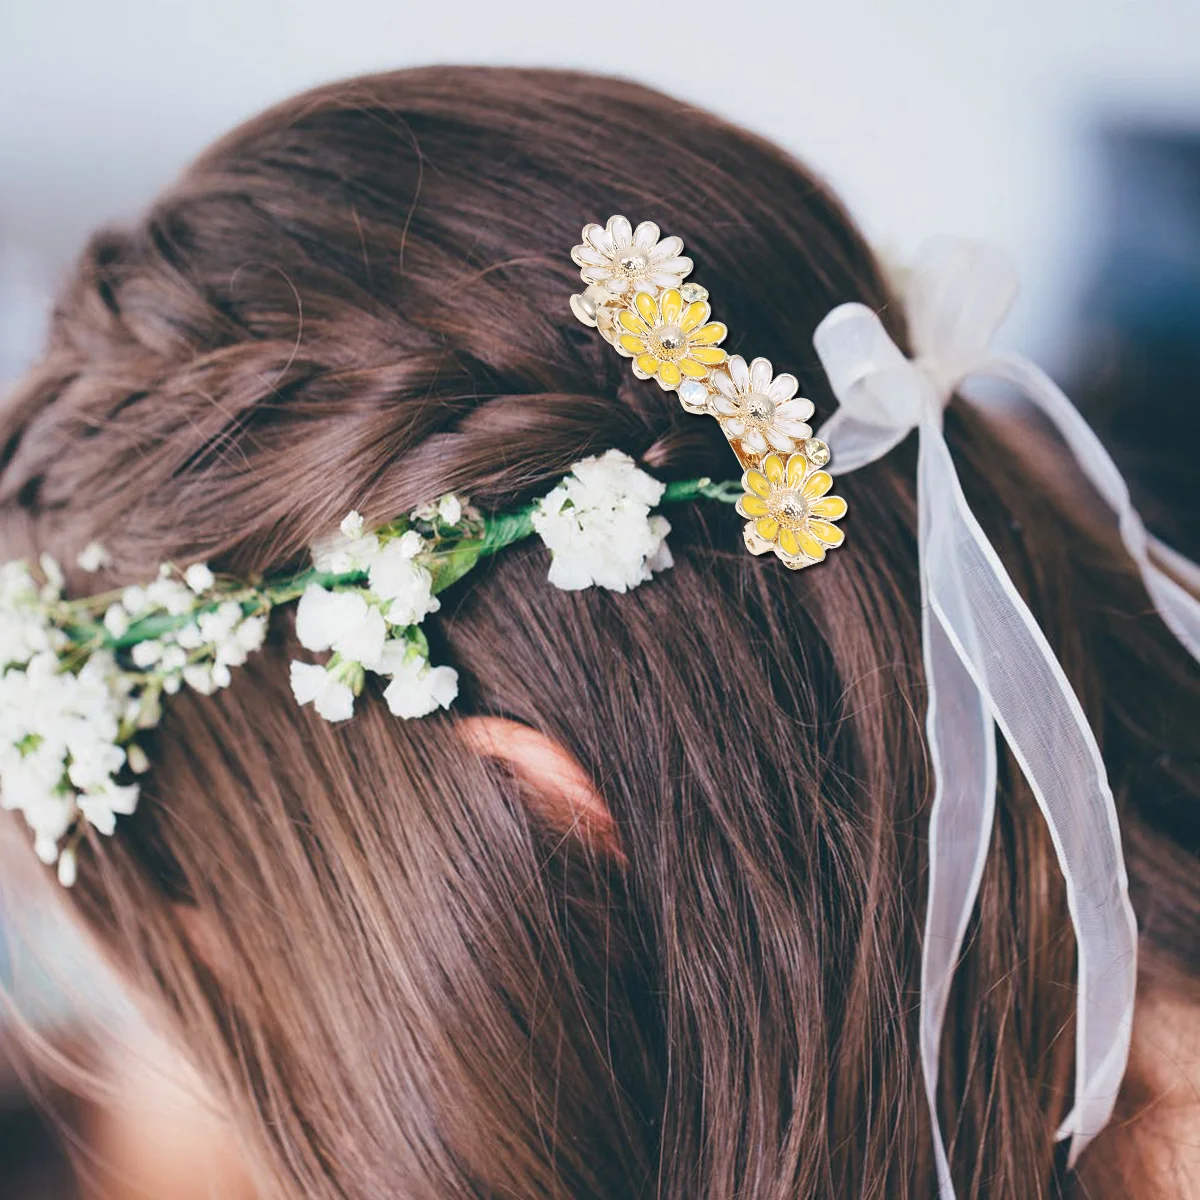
569 215 846 568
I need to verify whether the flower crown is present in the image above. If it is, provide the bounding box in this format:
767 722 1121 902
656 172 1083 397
1 216 844 884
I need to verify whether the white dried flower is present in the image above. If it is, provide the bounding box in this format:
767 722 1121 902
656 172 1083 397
146 576 195 616
289 660 356 722
184 563 216 593
369 541 439 628
175 622 204 650
216 615 266 668
77 542 111 573
310 512 380 574
103 603 130 639
437 494 463 525
0 648 139 869
122 585 149 616
78 784 139 837
531 449 674 592
56 846 77 887
197 601 243 646
160 644 188 673
182 664 217 695
382 651 459 719
295 585 386 668
0 568 54 665
39 554 65 600
131 639 164 668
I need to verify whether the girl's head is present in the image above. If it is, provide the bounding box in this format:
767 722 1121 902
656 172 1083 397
3 66 1197 1198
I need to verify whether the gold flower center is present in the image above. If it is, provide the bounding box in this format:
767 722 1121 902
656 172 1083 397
770 490 809 527
743 392 776 427
618 252 649 275
653 324 687 359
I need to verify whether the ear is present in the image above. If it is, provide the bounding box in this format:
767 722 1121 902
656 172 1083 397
458 716 625 864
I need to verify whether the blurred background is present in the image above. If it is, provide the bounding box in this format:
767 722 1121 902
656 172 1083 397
2 0 1198 1194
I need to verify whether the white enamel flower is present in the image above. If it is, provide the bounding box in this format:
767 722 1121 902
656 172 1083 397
711 356 815 456
571 216 693 296
532 449 674 592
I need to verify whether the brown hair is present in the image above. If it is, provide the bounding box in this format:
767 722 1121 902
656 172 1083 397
2 66 1198 1198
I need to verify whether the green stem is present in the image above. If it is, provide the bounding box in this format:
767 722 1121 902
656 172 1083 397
64 476 742 651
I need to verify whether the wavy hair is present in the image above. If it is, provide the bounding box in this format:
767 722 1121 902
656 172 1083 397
2 66 1198 1198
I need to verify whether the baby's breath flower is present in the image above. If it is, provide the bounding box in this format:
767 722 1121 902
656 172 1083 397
77 542 111 573
56 846 77 887
290 660 356 722
78 783 139 836
182 664 217 695
437 494 463 525
532 449 674 592
131 639 164 668
160 645 188 673
39 554 65 600
311 511 380 574
295 585 387 668
369 540 439 628
146 576 195 616
122 585 149 616
185 563 215 593
381 650 458 719
103 603 130 639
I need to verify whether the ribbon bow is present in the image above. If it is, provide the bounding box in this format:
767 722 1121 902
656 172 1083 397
813 238 1200 1196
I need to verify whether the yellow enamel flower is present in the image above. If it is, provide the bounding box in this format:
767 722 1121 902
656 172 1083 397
736 451 847 568
615 288 728 391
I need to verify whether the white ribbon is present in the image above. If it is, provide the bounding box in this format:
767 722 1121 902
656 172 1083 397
811 237 1200 1195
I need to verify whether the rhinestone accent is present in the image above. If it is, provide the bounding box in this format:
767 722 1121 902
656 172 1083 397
804 437 830 467
677 378 710 413
680 282 709 303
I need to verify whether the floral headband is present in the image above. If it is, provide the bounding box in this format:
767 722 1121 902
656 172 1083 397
0 215 845 887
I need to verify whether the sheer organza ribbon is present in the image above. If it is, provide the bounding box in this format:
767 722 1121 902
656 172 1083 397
811 237 1200 1196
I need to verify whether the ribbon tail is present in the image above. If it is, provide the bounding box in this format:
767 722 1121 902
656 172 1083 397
1149 533 1200 594
918 414 999 1199
980 352 1200 660
918 598 997 1199
918 410 1138 1167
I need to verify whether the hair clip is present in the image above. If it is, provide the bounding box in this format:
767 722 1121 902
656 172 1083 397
570 215 846 568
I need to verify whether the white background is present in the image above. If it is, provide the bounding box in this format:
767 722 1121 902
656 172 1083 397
2 0 1199 384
